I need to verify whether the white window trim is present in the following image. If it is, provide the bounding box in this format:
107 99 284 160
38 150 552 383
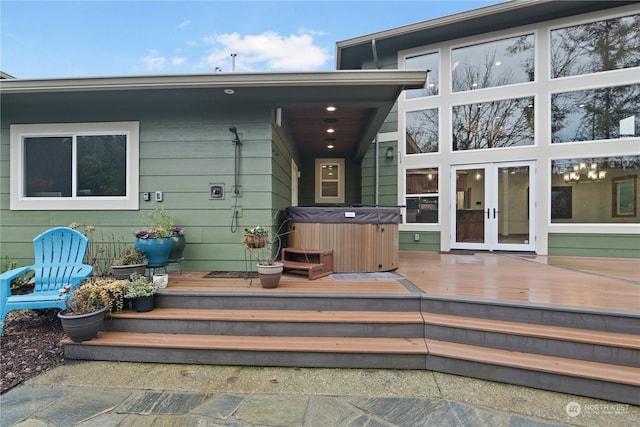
10 121 139 211
315 158 345 204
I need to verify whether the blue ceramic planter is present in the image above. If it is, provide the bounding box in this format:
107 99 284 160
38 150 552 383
135 238 172 267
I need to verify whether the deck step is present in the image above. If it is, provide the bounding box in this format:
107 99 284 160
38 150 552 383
423 312 640 366
61 332 640 404
104 308 424 337
61 332 428 370
426 339 640 405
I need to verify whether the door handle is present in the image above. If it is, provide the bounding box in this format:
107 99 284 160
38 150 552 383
493 208 499 219
486 209 490 219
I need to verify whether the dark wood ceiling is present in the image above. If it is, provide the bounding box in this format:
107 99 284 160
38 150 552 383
284 107 372 156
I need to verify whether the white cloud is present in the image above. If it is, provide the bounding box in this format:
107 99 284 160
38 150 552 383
178 20 191 29
199 30 330 72
172 57 187 65
141 50 166 71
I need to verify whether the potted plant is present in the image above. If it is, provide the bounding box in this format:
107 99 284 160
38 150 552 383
97 278 131 313
134 206 175 267
111 247 147 279
124 273 159 312
242 226 285 288
57 281 110 342
168 226 186 263
243 226 269 248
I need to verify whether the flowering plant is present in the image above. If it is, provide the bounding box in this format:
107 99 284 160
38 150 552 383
244 226 268 236
135 207 175 239
171 226 185 236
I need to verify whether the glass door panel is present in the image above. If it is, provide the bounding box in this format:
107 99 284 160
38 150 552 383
452 162 535 252
497 165 530 245
454 166 488 248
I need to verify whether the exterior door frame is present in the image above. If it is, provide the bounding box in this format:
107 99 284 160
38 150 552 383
451 161 536 252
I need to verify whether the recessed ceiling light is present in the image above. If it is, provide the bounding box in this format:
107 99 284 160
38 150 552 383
327 145 334 149
326 128 335 133
326 106 336 112
224 88 235 95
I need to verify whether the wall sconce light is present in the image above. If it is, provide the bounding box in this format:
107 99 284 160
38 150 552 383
385 147 394 159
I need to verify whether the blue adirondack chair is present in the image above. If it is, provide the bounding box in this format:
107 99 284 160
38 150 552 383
0 227 93 334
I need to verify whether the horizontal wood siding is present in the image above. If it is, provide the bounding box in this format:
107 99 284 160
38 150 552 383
549 233 640 258
0 105 285 271
361 138 399 206
400 231 440 252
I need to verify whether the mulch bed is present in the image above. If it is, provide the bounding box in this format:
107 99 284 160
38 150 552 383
0 309 66 394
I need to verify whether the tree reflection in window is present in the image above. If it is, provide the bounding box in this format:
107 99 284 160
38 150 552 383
551 14 640 79
552 84 639 143
452 97 534 151
406 108 439 154
452 34 534 92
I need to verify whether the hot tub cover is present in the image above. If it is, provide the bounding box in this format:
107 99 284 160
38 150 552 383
286 207 400 224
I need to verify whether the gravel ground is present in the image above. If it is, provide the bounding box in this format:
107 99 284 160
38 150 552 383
0 309 65 394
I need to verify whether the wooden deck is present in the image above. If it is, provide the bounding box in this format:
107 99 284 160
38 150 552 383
165 251 639 313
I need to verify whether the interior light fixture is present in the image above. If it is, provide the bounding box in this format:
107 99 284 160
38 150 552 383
326 128 335 133
326 106 336 112
327 145 334 149
224 88 235 95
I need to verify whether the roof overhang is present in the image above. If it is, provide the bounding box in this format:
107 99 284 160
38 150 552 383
337 0 639 69
1 70 427 159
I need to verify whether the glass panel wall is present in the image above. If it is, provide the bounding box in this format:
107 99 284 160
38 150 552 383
551 84 640 143
551 155 639 223
452 97 535 151
405 52 439 98
550 14 640 78
406 108 439 154
452 34 534 92
405 168 439 223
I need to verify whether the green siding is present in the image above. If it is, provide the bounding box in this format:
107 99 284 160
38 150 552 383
0 104 288 272
400 231 440 252
549 233 640 258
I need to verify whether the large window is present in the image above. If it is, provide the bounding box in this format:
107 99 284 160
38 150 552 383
550 155 639 223
406 108 439 154
551 84 640 143
10 122 139 210
405 52 439 98
550 14 640 79
405 168 439 224
452 34 535 92
452 97 535 151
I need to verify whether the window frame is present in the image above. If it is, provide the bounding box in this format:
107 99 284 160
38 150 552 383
10 121 139 211
404 167 440 225
314 158 345 204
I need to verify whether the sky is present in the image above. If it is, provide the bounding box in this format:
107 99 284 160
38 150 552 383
1 0 500 79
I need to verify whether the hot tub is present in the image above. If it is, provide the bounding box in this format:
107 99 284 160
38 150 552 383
286 206 400 273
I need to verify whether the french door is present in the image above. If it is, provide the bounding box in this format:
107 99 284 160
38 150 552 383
451 161 535 252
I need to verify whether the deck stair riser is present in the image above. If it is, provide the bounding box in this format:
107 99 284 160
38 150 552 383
156 292 420 312
421 296 639 334
104 308 424 338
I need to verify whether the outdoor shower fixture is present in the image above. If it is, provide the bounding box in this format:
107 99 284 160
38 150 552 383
229 126 240 145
